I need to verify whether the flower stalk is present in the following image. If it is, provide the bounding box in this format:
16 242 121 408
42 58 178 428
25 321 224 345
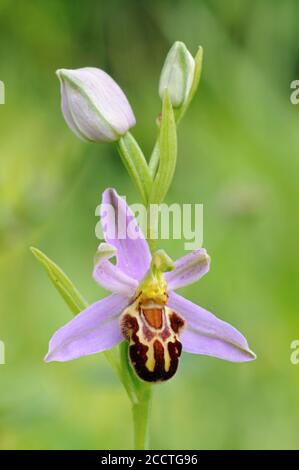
119 342 152 449
31 40 255 451
132 388 152 450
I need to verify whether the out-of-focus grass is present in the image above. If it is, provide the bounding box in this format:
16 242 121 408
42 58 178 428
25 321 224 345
1 0 299 449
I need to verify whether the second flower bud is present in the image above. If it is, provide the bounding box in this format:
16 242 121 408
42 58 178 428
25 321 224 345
159 41 195 109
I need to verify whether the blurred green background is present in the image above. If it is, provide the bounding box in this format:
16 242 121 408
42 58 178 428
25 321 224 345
1 0 299 449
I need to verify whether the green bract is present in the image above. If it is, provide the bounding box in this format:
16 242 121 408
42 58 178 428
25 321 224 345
150 89 177 205
116 132 152 205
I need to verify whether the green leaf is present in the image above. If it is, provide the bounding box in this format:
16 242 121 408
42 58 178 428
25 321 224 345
116 132 152 205
30 247 88 314
149 89 177 204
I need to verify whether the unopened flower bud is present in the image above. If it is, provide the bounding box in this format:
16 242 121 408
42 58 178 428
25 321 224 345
57 67 136 143
159 41 195 108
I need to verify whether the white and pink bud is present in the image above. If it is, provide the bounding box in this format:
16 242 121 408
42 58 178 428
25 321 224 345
56 67 136 143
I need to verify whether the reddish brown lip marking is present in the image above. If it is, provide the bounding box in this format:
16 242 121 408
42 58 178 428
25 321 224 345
169 312 185 333
121 303 185 383
142 308 163 329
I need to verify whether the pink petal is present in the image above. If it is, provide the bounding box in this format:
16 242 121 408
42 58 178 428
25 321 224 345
93 243 138 297
101 188 151 281
165 248 210 290
45 294 128 362
168 292 256 363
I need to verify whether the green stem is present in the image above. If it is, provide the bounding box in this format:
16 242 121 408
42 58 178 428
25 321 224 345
119 342 153 449
132 388 152 450
146 203 158 254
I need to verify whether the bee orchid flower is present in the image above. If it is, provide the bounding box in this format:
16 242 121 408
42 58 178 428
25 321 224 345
45 188 256 382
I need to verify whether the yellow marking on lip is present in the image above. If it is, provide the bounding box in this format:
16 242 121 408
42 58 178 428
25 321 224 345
145 341 156 372
164 341 171 372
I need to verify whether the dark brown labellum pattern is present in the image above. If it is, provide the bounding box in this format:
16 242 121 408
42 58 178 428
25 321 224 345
121 301 185 383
